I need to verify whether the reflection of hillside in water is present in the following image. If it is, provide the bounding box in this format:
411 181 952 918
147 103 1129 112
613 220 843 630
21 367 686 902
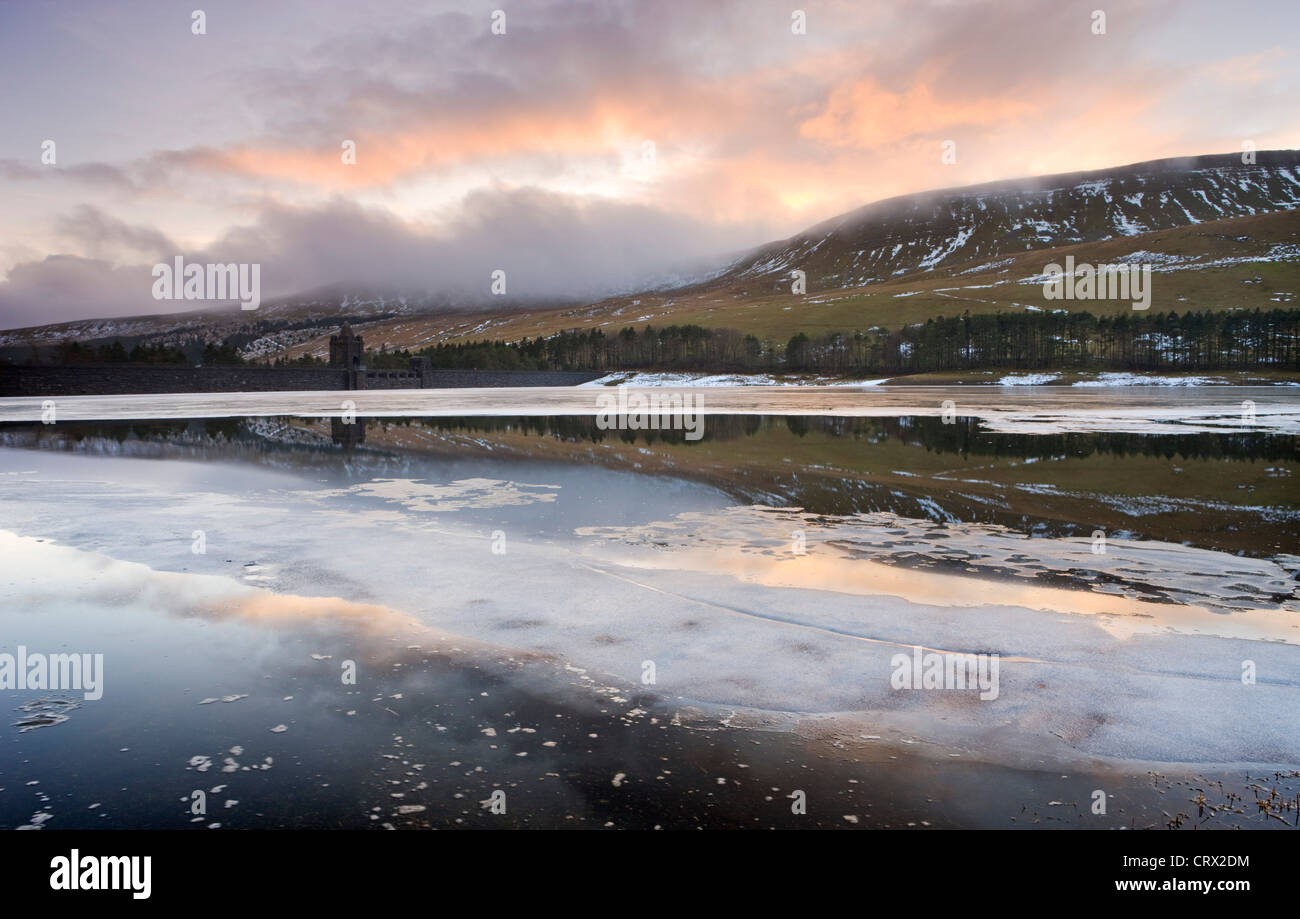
7 413 1292 459
1 414 1295 554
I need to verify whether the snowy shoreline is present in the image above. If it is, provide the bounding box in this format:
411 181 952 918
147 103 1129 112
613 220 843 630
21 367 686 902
584 370 1300 388
4 385 1298 435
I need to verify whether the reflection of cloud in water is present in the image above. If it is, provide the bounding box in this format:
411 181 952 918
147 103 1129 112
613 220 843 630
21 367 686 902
5 448 1298 769
0 530 507 657
317 477 560 513
578 506 1300 644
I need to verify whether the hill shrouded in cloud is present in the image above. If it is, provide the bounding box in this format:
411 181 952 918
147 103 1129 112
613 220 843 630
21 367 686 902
5 150 1297 368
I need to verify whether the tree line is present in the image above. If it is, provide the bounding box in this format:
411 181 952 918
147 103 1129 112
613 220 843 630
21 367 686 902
48 340 245 366
28 307 1299 374
390 308 1298 374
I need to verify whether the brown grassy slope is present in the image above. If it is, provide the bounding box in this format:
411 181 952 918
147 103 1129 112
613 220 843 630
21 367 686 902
273 209 1299 361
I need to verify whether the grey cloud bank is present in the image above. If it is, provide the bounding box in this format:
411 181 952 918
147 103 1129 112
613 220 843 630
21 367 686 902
0 187 755 328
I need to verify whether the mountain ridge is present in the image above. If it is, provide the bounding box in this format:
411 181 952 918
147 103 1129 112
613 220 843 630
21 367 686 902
711 150 1300 292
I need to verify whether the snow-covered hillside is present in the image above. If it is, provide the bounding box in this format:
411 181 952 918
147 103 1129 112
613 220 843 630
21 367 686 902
722 151 1300 287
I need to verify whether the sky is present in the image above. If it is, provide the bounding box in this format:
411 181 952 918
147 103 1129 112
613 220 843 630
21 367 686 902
1 0 1298 329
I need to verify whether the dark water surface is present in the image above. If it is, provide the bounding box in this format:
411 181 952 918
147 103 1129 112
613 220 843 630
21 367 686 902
1 414 1296 830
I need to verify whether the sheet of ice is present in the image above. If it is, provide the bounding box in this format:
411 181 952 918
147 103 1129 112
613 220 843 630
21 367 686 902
576 505 1300 625
997 374 1060 386
1072 372 1225 386
330 477 561 512
2 447 1297 771
579 372 887 387
3 386 1297 435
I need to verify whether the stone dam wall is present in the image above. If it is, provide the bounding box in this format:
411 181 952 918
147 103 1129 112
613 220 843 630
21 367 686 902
0 365 604 396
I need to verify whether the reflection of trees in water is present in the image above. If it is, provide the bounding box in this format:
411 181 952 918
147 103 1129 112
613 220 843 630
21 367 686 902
409 415 1296 462
6 414 1290 557
862 416 1297 463
6 414 1293 463
410 414 788 445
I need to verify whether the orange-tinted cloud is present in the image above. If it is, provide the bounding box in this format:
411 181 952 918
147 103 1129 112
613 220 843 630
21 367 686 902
800 76 1034 149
